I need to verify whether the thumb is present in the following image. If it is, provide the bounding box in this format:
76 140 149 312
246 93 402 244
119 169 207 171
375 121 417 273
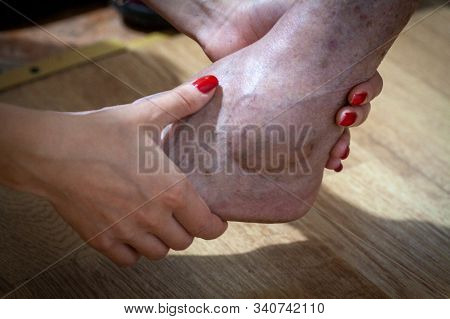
142 75 219 127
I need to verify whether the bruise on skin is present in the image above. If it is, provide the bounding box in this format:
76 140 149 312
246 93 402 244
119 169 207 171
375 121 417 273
327 39 339 51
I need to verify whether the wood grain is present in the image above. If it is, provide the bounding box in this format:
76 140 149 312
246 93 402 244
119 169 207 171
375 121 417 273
0 3 448 298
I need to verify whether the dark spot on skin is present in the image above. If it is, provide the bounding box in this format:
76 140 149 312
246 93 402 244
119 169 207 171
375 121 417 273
360 14 368 20
202 167 213 175
366 20 373 28
327 39 338 51
354 5 361 13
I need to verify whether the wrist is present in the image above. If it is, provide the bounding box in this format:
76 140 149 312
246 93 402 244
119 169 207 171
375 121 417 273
0 105 66 197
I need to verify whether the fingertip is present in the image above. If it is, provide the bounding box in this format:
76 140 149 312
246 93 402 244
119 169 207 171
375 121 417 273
348 72 383 106
334 163 343 173
328 127 352 166
336 104 370 128
200 215 228 240
372 71 384 98
350 91 368 106
341 146 350 160
192 75 219 94
220 220 228 234
326 157 341 170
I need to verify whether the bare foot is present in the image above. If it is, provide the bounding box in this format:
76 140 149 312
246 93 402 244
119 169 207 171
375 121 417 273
164 0 417 222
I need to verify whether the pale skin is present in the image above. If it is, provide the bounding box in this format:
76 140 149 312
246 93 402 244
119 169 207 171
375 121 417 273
0 81 229 266
0 0 403 266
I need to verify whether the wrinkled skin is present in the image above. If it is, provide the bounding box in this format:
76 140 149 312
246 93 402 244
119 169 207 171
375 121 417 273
164 0 418 222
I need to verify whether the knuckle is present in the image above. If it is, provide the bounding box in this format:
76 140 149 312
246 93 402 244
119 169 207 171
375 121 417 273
173 89 196 114
136 211 159 230
113 224 134 242
135 210 149 225
91 236 114 252
144 215 164 231
162 184 188 209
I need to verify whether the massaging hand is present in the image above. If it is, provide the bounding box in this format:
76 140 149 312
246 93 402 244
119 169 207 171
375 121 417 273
0 76 227 267
144 0 383 171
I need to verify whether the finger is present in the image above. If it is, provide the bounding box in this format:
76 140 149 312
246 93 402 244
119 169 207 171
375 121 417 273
139 75 219 127
326 157 343 172
336 103 371 127
169 182 227 240
128 233 170 261
148 213 194 251
348 71 383 105
91 237 140 267
329 128 350 160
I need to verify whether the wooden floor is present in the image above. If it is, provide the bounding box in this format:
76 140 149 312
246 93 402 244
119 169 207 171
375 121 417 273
0 3 449 298
0 5 144 72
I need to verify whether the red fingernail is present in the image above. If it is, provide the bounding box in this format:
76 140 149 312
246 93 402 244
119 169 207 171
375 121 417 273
192 75 219 93
351 92 367 106
339 112 357 126
341 146 350 160
335 163 343 172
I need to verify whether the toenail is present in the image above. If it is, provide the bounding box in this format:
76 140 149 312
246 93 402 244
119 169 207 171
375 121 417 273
351 92 368 106
339 112 357 126
341 146 350 159
335 163 343 172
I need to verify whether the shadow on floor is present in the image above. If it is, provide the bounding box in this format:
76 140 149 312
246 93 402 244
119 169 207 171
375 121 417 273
1 187 448 299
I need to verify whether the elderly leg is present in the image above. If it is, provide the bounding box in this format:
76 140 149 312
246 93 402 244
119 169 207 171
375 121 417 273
165 0 418 222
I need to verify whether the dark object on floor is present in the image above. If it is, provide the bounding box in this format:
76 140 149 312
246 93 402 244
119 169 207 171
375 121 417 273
112 0 172 31
0 0 109 30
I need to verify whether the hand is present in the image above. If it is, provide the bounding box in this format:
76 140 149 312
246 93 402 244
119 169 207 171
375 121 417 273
144 0 384 172
3 76 227 267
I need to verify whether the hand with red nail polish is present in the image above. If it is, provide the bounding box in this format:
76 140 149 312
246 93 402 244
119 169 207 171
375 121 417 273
0 76 227 267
